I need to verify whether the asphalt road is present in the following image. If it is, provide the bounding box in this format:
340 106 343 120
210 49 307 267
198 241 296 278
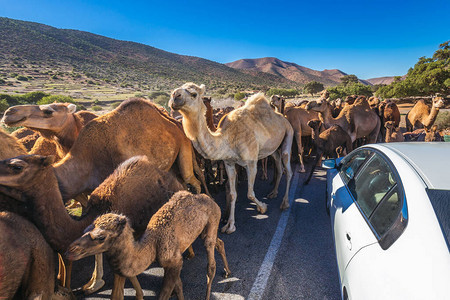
72 164 341 300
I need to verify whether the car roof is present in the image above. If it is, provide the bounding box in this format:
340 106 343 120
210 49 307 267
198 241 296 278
368 143 450 190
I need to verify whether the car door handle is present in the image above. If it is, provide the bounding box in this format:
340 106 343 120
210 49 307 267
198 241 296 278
346 232 352 250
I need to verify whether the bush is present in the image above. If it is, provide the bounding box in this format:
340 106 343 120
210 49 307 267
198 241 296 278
153 94 170 110
0 99 9 112
37 95 76 105
110 102 121 109
93 99 101 105
91 105 102 111
16 75 28 81
234 92 246 101
435 111 450 129
266 88 300 97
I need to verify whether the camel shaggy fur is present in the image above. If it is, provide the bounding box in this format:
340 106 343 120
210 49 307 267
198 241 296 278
10 128 40 151
49 98 200 201
0 211 56 300
305 120 352 184
405 97 445 131
67 191 231 300
384 121 404 143
0 154 184 297
170 83 293 234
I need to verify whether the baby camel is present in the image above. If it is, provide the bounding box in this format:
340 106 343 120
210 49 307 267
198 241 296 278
305 120 352 184
384 121 404 143
67 191 231 300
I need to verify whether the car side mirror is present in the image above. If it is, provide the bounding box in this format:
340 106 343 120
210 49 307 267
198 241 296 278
322 159 337 169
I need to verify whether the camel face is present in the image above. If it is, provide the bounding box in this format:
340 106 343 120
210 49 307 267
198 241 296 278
0 155 54 188
270 95 283 108
307 119 321 130
67 214 127 261
169 82 206 114
433 97 445 109
306 99 327 112
1 103 76 130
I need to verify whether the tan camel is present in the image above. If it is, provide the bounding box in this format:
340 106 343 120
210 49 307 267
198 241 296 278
384 121 404 143
10 127 40 151
424 125 441 142
67 191 231 300
2 103 97 158
368 96 381 109
0 154 184 297
45 98 201 201
170 83 293 234
405 97 445 132
0 211 56 300
305 120 352 184
306 97 380 144
0 127 27 158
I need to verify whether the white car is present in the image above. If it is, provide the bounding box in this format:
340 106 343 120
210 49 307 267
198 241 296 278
323 142 450 300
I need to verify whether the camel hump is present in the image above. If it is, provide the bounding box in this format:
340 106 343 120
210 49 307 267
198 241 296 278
243 93 271 110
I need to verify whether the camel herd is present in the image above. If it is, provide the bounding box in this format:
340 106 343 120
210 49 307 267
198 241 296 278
0 82 447 299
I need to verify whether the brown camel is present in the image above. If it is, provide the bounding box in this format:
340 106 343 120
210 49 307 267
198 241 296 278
0 211 56 300
368 96 381 109
170 83 293 234
306 97 380 144
424 125 442 142
2 103 97 158
45 98 201 201
305 120 352 184
0 154 185 297
405 97 445 132
378 100 401 141
0 127 27 158
384 121 404 143
67 191 231 300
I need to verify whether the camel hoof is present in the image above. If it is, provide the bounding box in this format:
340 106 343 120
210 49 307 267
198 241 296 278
221 223 236 234
184 251 195 260
280 201 290 211
222 269 231 278
82 279 105 295
267 191 278 199
298 167 306 173
257 203 268 214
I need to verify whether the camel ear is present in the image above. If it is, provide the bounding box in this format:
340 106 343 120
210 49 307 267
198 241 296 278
67 104 77 114
41 155 55 166
199 84 206 95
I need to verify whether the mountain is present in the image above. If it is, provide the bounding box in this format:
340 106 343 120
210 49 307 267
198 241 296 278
0 17 297 92
226 57 349 86
365 76 397 85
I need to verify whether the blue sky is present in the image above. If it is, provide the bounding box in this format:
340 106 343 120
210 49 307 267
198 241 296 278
1 0 449 79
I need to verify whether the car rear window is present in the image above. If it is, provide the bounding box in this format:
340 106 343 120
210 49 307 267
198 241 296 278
427 189 450 248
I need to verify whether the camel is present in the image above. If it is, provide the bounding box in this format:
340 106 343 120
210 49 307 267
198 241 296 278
405 96 445 132
0 211 56 300
305 96 380 144
283 105 320 172
378 100 401 141
424 125 442 142
384 121 404 143
2 103 97 159
305 120 352 184
0 127 27 158
368 96 380 109
0 154 185 297
66 191 231 300
170 83 293 234
42 98 201 202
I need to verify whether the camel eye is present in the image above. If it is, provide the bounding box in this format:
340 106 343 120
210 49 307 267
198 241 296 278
9 164 23 172
190 92 197 98
96 235 106 241
43 110 53 117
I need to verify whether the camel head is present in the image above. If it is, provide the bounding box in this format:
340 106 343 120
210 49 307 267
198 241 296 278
66 213 129 261
319 89 330 100
169 83 206 115
432 96 445 109
305 98 329 112
0 155 55 189
368 96 380 109
384 121 397 131
345 95 357 105
1 103 77 131
424 125 439 142
270 95 284 107
307 119 322 131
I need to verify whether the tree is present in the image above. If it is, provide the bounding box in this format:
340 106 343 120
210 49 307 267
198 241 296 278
234 91 246 101
303 81 324 96
340 74 359 86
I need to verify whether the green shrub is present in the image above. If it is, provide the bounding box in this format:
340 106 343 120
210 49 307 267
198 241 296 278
110 102 121 109
91 105 102 111
435 111 450 129
234 92 246 101
93 99 101 105
153 94 170 110
16 75 28 81
37 95 76 105
0 99 9 112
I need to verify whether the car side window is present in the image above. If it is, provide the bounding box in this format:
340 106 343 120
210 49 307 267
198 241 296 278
347 152 403 242
339 149 373 183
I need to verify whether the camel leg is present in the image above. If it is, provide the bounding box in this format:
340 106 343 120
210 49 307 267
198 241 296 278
204 234 217 300
159 263 183 300
128 276 144 300
111 274 126 300
222 163 237 234
57 254 66 287
218 161 225 185
280 131 293 210
193 155 211 197
267 151 282 199
245 160 268 214
260 158 268 180
82 254 105 294
367 118 381 144
215 238 231 278
185 245 195 260
177 140 201 194
294 130 306 173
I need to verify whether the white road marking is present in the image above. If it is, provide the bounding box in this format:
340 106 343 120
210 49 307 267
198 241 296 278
247 165 301 300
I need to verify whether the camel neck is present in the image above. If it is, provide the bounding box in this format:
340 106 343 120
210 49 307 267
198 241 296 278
54 114 80 154
318 104 335 126
385 128 392 143
181 109 228 160
24 168 97 254
204 103 216 132
424 106 440 128
105 225 157 278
